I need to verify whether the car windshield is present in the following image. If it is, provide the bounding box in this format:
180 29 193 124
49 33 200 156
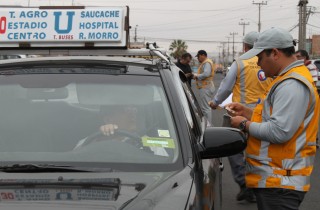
0 65 180 171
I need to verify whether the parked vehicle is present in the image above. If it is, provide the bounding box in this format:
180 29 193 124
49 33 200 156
0 6 246 210
310 59 320 93
223 66 231 76
0 55 27 60
215 67 223 73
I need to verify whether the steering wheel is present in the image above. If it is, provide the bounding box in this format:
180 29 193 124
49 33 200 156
79 129 142 148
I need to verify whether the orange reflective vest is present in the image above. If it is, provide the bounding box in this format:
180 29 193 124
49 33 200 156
232 56 273 106
196 58 215 89
246 65 319 191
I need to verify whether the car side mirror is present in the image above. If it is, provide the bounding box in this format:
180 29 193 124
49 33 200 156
198 127 247 159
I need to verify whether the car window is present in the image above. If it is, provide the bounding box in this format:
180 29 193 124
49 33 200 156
181 82 203 137
171 66 194 128
0 67 180 170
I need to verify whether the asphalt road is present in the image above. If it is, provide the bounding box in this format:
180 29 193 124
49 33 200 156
191 73 320 210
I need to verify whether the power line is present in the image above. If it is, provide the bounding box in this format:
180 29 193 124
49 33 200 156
308 23 320 29
140 36 243 44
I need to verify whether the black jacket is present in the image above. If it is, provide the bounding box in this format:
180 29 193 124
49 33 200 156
175 60 193 86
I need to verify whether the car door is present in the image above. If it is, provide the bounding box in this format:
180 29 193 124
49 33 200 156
179 74 222 210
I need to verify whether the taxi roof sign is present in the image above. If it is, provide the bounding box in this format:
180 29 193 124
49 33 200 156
0 6 130 48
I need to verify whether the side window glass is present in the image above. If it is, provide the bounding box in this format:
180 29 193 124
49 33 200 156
171 66 203 137
181 82 203 136
172 67 194 128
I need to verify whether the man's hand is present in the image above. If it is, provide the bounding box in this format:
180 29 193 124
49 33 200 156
193 73 198 80
208 101 218 109
100 124 118 136
185 73 193 78
225 102 253 119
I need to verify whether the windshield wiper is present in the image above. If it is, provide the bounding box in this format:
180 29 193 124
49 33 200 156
0 178 122 189
0 164 103 173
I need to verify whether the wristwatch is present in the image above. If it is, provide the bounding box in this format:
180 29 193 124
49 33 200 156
239 120 248 132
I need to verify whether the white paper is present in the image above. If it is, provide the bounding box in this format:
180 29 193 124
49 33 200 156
219 93 233 108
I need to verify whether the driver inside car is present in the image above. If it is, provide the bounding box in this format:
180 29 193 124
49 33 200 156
73 104 169 157
100 105 138 137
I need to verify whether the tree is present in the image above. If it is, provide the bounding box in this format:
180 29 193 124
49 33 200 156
169 39 188 60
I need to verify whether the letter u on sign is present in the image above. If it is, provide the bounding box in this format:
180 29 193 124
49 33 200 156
53 11 75 34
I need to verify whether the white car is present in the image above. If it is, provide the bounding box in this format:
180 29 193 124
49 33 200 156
310 59 320 93
0 55 27 60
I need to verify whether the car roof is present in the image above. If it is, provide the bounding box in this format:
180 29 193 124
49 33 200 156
0 56 157 66
0 56 169 76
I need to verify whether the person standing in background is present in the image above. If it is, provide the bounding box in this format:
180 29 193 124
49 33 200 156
295 49 319 85
175 52 193 86
194 50 215 126
295 49 319 149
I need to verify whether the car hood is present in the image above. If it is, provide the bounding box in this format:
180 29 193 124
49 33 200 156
0 168 193 210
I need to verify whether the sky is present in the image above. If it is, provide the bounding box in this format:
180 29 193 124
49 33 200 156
2 0 320 57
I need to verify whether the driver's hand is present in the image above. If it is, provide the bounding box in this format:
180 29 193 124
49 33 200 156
100 124 119 136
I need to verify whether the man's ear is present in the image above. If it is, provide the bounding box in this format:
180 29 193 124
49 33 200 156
272 48 280 60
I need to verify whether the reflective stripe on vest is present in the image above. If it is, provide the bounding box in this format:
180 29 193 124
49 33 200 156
196 58 215 89
245 65 319 191
232 56 273 106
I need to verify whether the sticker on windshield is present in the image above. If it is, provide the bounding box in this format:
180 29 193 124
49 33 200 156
142 136 175 148
157 129 170 138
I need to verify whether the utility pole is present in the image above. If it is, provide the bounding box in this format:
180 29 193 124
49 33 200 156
298 0 308 50
226 36 231 65
239 19 250 36
221 42 226 68
239 19 250 52
134 25 138 42
252 1 267 32
218 46 222 64
230 32 238 61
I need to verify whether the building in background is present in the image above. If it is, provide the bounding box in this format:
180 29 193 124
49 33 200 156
311 35 320 58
